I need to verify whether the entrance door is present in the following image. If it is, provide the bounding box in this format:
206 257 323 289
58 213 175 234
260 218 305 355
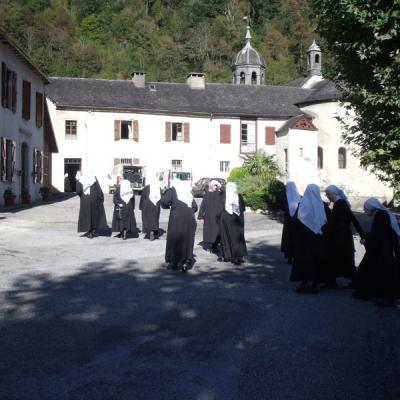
21 143 29 194
64 158 81 192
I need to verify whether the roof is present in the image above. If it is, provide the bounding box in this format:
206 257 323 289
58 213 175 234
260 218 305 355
0 31 49 84
232 26 266 68
46 78 312 118
296 79 342 105
284 76 309 87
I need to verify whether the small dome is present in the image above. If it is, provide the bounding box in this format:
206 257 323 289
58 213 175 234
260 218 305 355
232 26 266 68
307 40 321 52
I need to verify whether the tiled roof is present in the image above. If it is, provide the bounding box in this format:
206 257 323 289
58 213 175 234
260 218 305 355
296 79 342 105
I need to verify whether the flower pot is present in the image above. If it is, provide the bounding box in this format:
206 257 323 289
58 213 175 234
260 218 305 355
4 196 16 206
22 195 31 204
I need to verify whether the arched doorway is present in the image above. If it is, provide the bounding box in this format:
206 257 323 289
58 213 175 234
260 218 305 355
21 142 29 194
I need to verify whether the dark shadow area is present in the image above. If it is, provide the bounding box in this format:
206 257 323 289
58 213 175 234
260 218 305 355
143 228 166 240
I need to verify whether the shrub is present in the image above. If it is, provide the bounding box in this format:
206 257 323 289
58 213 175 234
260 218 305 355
264 179 286 212
245 190 268 211
227 167 249 182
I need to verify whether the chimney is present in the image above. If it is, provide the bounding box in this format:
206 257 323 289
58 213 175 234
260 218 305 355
131 71 146 88
186 72 205 89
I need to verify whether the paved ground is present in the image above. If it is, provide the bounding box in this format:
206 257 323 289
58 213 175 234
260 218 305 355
0 195 399 400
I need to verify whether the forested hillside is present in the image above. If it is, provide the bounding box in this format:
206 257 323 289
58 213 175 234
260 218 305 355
0 0 316 84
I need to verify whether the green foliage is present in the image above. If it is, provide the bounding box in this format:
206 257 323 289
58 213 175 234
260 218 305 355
241 150 281 181
312 0 400 189
227 167 249 182
264 179 286 212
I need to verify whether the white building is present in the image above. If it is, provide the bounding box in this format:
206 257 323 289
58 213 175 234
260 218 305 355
0 31 57 206
46 28 392 205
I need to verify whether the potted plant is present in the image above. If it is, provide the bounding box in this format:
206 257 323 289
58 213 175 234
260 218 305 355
39 186 51 201
21 187 31 204
3 187 16 206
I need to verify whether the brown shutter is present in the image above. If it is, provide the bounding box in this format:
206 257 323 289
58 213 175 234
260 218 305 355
220 124 231 144
133 120 139 142
11 71 17 113
11 141 16 182
165 122 172 142
265 127 276 145
114 120 121 141
183 122 190 143
36 92 43 127
1 63 7 108
32 149 37 183
0 137 6 181
133 158 140 166
114 158 120 166
22 80 31 120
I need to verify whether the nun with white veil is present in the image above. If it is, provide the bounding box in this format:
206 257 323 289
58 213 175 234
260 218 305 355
290 183 330 293
112 174 137 240
76 171 108 238
353 198 400 306
161 180 198 271
280 181 301 264
139 176 161 240
219 182 247 265
324 185 365 287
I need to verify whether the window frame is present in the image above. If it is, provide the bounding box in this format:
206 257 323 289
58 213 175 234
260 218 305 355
65 120 77 139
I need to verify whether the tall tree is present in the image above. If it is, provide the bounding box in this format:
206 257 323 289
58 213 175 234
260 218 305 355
313 0 400 190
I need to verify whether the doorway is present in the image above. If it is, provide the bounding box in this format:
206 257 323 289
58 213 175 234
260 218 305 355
21 142 29 194
64 158 81 192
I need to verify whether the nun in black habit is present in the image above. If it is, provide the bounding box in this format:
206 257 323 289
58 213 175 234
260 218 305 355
198 180 224 253
76 171 108 239
290 184 330 293
219 182 247 265
112 177 137 240
161 180 198 271
353 198 400 306
139 177 161 240
280 181 301 264
324 185 365 287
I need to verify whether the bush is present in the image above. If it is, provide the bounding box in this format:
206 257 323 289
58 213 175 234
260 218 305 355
227 167 249 182
264 179 286 212
245 190 268 211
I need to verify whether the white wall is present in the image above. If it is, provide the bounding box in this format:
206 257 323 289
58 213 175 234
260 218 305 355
0 42 46 206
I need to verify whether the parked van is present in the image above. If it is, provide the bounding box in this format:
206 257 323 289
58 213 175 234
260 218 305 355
156 170 192 191
108 164 146 194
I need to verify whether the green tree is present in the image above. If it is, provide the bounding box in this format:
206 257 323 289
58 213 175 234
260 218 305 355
241 150 281 181
312 0 400 189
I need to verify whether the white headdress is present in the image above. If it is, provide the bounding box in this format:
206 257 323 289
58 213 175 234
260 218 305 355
120 179 133 204
148 176 161 206
286 181 301 217
79 172 96 195
173 180 193 208
325 184 351 207
225 182 240 216
364 197 400 236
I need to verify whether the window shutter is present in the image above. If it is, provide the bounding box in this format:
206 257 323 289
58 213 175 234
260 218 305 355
165 122 172 142
133 158 140 166
133 120 139 142
183 122 190 143
265 127 276 145
22 81 31 120
114 120 121 141
0 137 5 181
220 124 231 144
39 151 43 184
35 92 43 128
32 148 37 183
11 141 16 182
1 63 7 108
12 71 17 113
114 158 120 166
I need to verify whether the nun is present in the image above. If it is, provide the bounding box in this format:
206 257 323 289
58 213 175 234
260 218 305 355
280 181 301 264
324 185 365 288
64 172 71 192
112 175 137 240
353 198 400 306
161 180 198 271
198 180 224 253
290 184 330 293
139 177 161 240
76 171 108 238
219 182 247 265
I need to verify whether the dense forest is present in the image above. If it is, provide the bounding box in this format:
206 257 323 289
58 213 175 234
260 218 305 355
0 0 318 84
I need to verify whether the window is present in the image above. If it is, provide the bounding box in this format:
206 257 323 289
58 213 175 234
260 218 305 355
35 92 43 128
172 123 183 141
338 147 347 169
318 147 323 169
284 148 288 173
251 72 257 85
165 122 189 142
65 120 77 139
220 161 230 172
240 72 245 84
114 120 139 141
241 121 256 153
315 54 320 64
172 159 182 171
1 138 16 182
32 149 43 184
22 80 31 120
121 120 132 140
1 63 17 112
220 124 231 144
121 158 132 165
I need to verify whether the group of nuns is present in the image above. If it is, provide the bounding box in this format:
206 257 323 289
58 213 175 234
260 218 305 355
76 172 247 272
281 181 400 306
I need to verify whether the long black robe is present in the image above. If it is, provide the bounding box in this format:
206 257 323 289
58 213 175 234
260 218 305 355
324 199 365 281
76 180 108 232
219 193 247 260
354 210 400 299
161 188 198 264
139 185 161 233
290 203 331 283
198 190 224 244
280 194 299 261
111 186 137 233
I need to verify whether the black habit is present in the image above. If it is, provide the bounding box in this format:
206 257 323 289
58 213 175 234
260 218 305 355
161 187 198 264
139 185 161 234
76 180 108 232
219 193 247 260
111 186 137 233
280 194 298 262
198 190 224 245
354 210 400 299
